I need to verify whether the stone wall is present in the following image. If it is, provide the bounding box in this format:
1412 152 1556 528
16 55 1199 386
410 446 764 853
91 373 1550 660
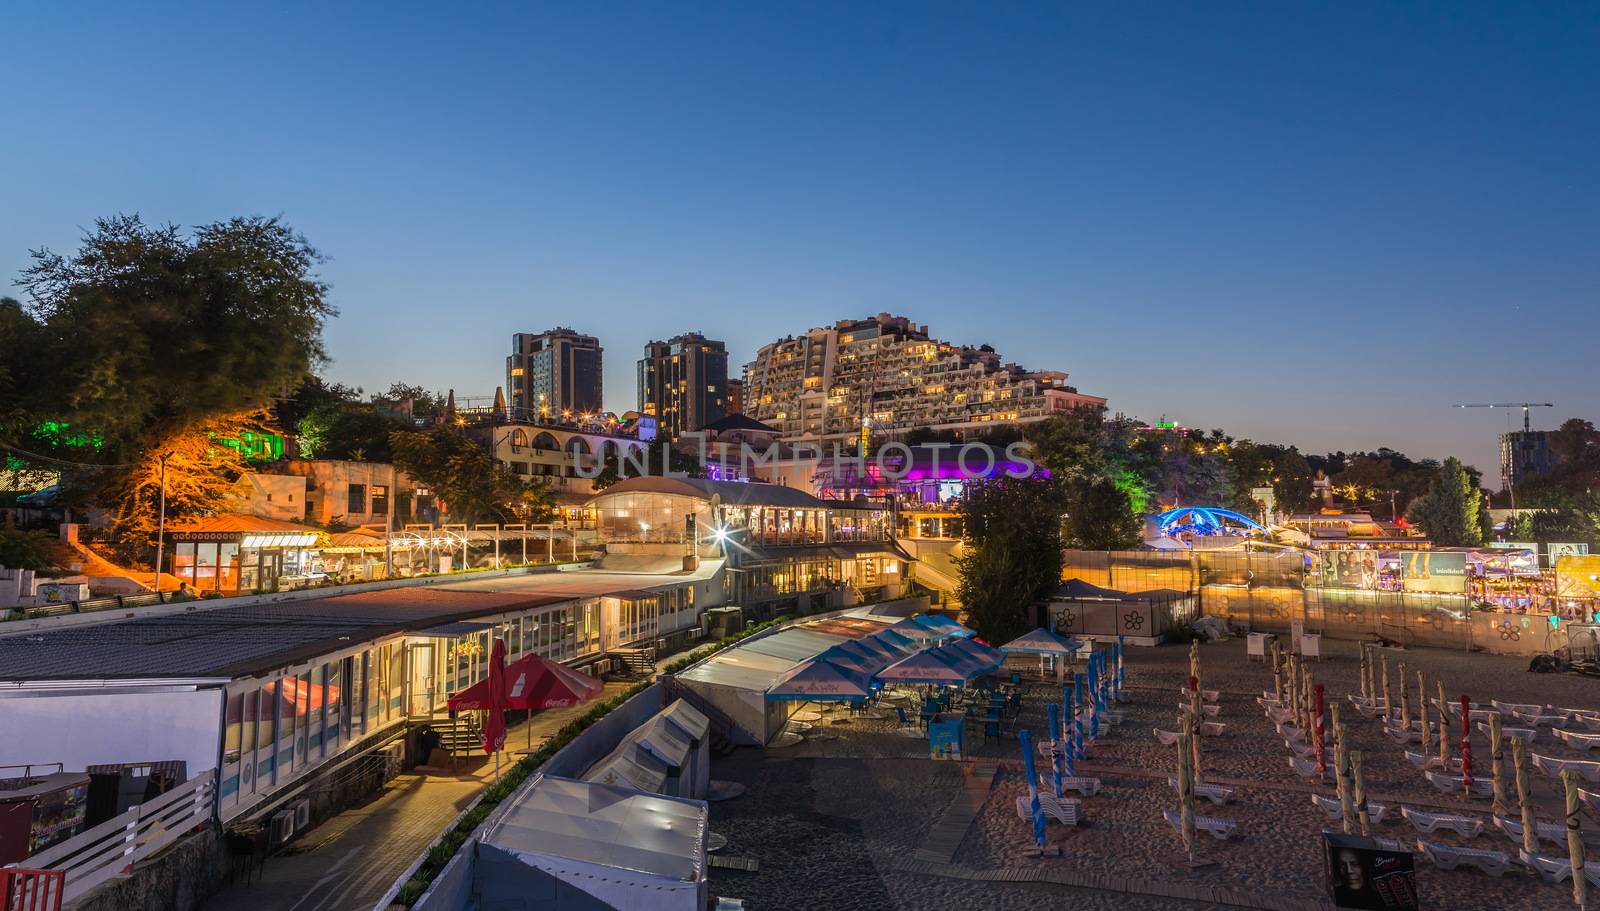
72 822 226 911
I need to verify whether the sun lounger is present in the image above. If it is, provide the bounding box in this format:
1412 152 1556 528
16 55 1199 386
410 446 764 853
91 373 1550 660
1384 725 1422 744
1518 851 1600 888
1493 814 1567 847
1016 794 1083 826
1289 754 1330 781
1310 793 1389 825
1554 728 1600 752
1037 773 1101 797
1513 710 1570 727
1423 770 1494 799
1163 808 1235 840
1169 776 1233 805
1569 715 1600 733
1405 750 1461 771
1491 699 1539 715
1418 840 1511 877
1476 721 1536 743
1287 738 1317 759
1153 728 1180 746
1200 721 1227 737
1533 753 1600 783
1177 702 1222 718
1181 687 1220 703
1266 706 1294 725
1401 806 1483 838
1581 788 1600 814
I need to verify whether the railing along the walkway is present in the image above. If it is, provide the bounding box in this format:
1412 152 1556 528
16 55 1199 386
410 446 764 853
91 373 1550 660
4 772 215 905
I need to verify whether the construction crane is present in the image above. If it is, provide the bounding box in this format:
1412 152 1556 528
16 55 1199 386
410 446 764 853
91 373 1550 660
1454 402 1553 510
1454 402 1552 433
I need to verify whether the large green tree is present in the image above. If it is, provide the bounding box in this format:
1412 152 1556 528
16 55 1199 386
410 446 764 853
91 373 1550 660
957 474 1066 643
390 426 555 525
5 215 333 555
1405 457 1486 547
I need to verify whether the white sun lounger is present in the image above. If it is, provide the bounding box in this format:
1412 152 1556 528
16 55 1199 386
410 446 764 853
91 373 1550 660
1581 788 1600 814
1493 814 1567 847
1418 840 1510 877
1476 721 1536 743
1554 728 1600 752
1289 754 1330 781
1169 776 1233 805
1287 738 1318 759
1405 750 1462 772
1163 808 1235 840
1037 773 1101 797
1200 721 1227 737
1533 753 1600 783
1514 710 1570 727
1519 851 1600 888
1423 770 1494 799
1568 715 1600 733
1310 793 1389 825
1384 725 1423 744
1401 806 1483 838
1177 702 1222 718
1153 728 1180 746
1016 794 1083 826
1180 687 1220 703
1491 699 1539 715
1266 706 1294 725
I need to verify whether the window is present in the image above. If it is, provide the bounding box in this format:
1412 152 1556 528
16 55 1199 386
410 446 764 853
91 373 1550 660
371 485 389 516
347 483 366 514
510 462 529 475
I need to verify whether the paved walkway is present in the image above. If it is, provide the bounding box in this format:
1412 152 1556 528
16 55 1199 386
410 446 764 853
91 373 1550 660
201 678 638 911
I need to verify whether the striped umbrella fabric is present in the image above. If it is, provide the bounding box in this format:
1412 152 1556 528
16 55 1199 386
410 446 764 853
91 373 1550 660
1020 728 1047 849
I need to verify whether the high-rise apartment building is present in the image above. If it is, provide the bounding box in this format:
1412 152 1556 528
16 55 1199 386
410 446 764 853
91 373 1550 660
1501 430 1557 488
742 313 1104 440
724 378 745 416
506 328 603 420
637 333 729 441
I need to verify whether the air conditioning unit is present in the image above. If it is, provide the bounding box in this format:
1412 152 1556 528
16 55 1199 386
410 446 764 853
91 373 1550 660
291 798 312 830
268 810 295 846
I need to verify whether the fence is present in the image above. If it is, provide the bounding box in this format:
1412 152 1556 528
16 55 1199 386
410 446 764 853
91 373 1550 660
6 772 215 906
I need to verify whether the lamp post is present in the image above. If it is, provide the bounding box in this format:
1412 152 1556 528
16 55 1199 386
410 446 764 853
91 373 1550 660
152 452 171 592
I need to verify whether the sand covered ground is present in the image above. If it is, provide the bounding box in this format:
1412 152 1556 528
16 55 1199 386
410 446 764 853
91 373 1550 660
706 635 1599 910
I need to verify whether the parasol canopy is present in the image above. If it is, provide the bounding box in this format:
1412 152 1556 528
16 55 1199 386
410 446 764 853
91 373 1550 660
448 651 604 712
1000 628 1085 657
766 658 872 701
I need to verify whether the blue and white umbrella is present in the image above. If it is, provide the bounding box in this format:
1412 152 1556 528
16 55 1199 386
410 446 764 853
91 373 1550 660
1019 728 1047 849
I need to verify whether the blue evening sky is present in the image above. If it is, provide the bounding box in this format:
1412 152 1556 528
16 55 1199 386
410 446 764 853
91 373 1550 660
3 2 1596 479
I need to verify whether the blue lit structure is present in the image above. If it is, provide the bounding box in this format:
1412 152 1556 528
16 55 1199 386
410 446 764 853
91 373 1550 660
1152 507 1265 537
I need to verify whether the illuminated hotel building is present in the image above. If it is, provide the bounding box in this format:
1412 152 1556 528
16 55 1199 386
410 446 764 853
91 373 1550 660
742 313 1105 441
506 328 604 420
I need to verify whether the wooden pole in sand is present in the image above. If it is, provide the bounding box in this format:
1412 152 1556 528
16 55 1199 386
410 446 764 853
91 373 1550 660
1397 660 1409 731
1562 769 1588 910
1379 652 1391 720
1418 671 1432 751
1513 739 1539 857
1437 681 1451 769
1489 712 1507 817
1352 750 1370 837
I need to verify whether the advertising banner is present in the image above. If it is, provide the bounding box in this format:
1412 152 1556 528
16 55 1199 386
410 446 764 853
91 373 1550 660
1555 554 1600 599
1321 549 1381 590
1400 551 1467 593
1323 832 1419 910
1549 542 1590 568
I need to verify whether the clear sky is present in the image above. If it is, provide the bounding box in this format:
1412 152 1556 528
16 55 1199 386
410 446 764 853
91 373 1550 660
4 2 1596 480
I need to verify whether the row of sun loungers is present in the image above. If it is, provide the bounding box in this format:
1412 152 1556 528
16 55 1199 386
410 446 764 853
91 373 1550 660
1310 793 1388 825
1162 808 1235 840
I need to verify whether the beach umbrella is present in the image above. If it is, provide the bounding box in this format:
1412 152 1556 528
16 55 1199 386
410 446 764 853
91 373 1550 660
1000 628 1083 683
813 643 890 680
1437 682 1451 769
865 628 919 654
482 638 509 780
1019 728 1047 850
1059 687 1076 776
1562 770 1588 910
1314 683 1327 777
886 616 944 644
1417 671 1431 751
1459 694 1474 794
1352 750 1370 837
1489 713 1507 816
1187 676 1203 781
1397 660 1409 730
1176 725 1196 860
1380 653 1392 722
1047 703 1065 799
915 612 977 639
1070 676 1085 763
947 636 1006 674
767 658 873 702
1359 645 1369 701
876 647 973 686
1513 739 1538 857
1115 635 1125 700
1334 712 1355 835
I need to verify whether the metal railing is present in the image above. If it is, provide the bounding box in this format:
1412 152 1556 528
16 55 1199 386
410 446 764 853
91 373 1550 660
6 772 215 906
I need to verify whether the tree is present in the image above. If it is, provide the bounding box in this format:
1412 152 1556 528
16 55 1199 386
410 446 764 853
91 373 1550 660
1405 457 1486 547
0 529 56 570
8 215 332 557
389 426 555 525
1064 478 1142 549
957 474 1065 643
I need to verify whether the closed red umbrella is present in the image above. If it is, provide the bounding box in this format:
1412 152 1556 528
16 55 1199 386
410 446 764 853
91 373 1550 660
482 638 508 763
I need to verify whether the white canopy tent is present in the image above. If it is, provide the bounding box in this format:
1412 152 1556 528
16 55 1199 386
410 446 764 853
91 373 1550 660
475 774 708 911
